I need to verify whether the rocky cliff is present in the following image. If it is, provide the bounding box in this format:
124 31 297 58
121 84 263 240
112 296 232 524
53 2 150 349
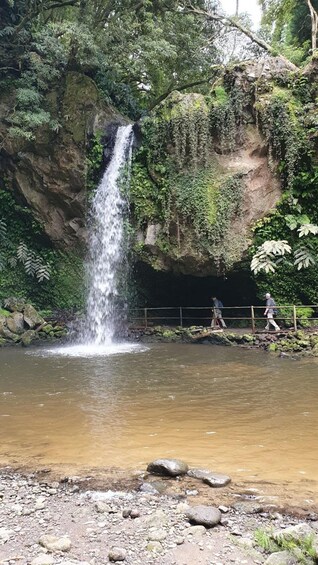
0 72 127 249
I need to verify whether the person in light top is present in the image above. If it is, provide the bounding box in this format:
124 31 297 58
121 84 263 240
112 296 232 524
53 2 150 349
264 292 280 331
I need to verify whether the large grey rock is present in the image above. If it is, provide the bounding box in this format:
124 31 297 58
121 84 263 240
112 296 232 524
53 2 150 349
4 297 25 312
39 534 71 552
186 505 221 527
24 304 45 328
147 458 188 476
264 551 298 565
7 312 24 334
202 473 231 488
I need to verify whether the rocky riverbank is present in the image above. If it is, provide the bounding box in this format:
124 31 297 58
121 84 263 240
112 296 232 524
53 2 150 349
1 458 318 565
127 326 318 358
0 298 67 347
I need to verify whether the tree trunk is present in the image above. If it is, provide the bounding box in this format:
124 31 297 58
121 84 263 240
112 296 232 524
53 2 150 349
306 0 318 52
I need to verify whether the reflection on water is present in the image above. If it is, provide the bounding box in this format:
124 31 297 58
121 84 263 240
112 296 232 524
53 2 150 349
0 343 317 492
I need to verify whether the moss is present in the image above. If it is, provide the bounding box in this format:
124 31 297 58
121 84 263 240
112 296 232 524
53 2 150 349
0 309 11 317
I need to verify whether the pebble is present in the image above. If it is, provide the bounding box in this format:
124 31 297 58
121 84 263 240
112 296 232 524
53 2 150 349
39 534 72 551
31 555 55 565
108 547 127 562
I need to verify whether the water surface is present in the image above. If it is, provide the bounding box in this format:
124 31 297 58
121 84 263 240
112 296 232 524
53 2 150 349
0 343 317 493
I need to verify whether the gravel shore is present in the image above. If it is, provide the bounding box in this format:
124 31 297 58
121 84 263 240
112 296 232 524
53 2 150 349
1 467 318 565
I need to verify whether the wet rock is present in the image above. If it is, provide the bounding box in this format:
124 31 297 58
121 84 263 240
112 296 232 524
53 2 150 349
4 297 26 312
21 329 37 346
187 468 212 480
147 458 188 477
139 482 160 494
264 551 298 565
24 304 45 329
2 326 20 341
31 555 55 565
202 473 231 488
186 505 221 527
7 312 24 334
39 534 71 551
108 547 127 561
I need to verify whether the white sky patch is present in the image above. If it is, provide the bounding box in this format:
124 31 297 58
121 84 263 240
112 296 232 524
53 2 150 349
220 0 262 28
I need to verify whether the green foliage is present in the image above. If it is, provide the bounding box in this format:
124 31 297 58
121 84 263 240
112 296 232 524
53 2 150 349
86 132 104 194
255 527 318 564
210 81 248 153
0 187 84 309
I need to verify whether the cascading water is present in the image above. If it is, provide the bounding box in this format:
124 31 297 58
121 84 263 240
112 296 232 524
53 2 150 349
84 124 134 345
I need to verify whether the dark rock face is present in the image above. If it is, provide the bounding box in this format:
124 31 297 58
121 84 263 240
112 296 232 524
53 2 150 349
186 505 221 527
147 459 189 477
0 72 128 250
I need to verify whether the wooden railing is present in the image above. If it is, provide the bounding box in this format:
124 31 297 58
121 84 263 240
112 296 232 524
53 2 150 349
128 305 318 332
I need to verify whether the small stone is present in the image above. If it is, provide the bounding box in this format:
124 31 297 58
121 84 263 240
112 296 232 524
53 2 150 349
39 534 71 552
264 551 297 565
94 501 111 513
147 458 188 477
31 555 55 565
175 537 184 545
202 473 231 488
186 525 206 537
219 505 229 513
147 528 167 542
186 505 221 527
130 509 140 519
146 541 163 553
108 547 127 561
0 527 13 543
122 509 131 518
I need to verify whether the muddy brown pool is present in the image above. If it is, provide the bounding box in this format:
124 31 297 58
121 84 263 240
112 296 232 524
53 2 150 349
0 343 317 495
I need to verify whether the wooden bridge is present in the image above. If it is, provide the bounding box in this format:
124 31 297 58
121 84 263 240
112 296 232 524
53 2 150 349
128 305 318 333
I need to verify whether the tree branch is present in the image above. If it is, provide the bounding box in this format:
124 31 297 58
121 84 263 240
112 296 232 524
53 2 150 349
183 2 298 71
147 71 221 112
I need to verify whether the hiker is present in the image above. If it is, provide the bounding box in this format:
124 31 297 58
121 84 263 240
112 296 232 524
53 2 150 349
264 292 280 331
211 296 227 329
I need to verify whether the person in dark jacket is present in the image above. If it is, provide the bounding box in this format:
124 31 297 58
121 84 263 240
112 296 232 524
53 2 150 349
264 292 280 331
211 296 227 329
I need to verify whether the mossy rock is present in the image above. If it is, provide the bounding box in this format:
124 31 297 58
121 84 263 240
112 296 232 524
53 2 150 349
0 308 11 317
268 343 278 352
21 330 36 347
0 338 6 346
42 324 54 334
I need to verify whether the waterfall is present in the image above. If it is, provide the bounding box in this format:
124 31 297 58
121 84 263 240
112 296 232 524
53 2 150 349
85 124 134 345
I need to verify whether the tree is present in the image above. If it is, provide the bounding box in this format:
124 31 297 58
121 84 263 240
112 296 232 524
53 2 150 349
259 0 318 60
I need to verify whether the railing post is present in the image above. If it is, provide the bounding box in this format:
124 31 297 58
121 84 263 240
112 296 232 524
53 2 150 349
144 308 148 329
179 306 183 327
293 305 297 331
251 305 255 333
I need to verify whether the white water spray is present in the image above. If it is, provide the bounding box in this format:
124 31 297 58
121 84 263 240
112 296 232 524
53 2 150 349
85 124 134 345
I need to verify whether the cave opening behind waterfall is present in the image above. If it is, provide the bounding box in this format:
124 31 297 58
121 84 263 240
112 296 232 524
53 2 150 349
131 262 259 328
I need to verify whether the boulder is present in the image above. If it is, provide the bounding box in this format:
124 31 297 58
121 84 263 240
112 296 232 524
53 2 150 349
21 330 37 347
147 458 189 477
273 523 317 549
4 297 26 312
2 327 20 342
186 505 221 527
24 304 45 328
6 312 24 334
